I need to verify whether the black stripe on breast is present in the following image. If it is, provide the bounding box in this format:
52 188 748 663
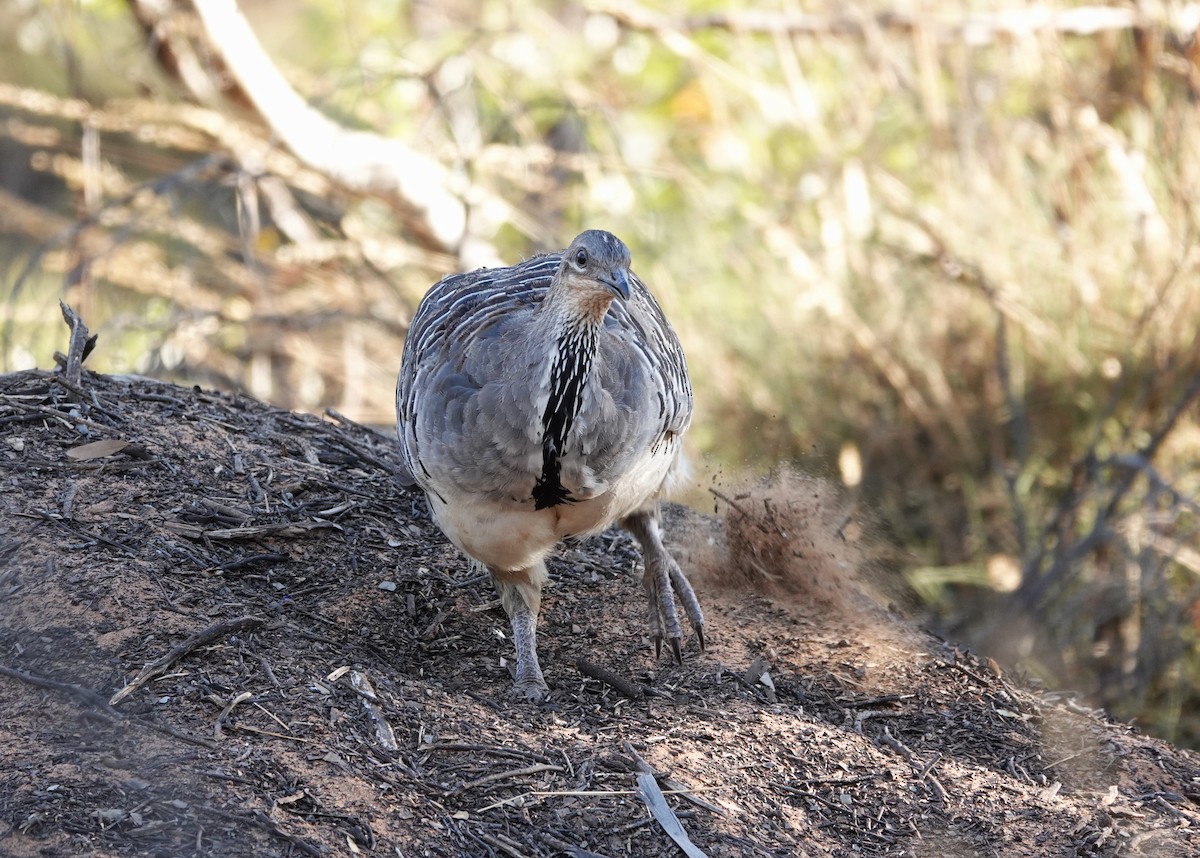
532 325 595 510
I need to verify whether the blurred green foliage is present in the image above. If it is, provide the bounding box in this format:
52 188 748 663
2 0 1199 745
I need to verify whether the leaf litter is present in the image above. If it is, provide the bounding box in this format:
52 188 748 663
0 363 1197 857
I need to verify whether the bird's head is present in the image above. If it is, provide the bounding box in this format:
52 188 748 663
558 230 632 308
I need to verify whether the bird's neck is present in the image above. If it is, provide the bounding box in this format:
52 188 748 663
531 308 603 509
540 272 616 326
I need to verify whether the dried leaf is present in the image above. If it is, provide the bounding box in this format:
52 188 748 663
67 439 129 461
636 773 708 858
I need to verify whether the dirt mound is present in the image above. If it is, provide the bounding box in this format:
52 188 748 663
1 367 1198 857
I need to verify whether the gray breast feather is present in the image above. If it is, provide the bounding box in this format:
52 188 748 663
397 252 691 505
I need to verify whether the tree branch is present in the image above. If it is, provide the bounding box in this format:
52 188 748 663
188 0 476 255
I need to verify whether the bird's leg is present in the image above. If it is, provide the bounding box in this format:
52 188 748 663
492 564 549 702
667 559 705 652
622 509 706 662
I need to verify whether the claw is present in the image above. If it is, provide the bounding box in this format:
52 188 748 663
625 509 705 666
511 678 549 703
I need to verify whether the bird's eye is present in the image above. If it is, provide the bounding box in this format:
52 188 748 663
574 249 588 268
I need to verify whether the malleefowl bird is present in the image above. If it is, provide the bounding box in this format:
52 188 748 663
396 229 704 700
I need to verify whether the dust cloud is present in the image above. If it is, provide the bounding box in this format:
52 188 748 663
664 468 922 666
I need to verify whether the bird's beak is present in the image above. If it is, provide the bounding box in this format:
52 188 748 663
604 268 631 300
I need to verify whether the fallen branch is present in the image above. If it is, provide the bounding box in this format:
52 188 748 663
110 615 266 705
188 0 481 255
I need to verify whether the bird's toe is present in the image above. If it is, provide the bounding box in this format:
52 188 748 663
511 678 550 703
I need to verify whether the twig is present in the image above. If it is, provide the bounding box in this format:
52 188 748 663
878 726 915 762
477 831 532 858
477 785 724 813
163 520 341 540
218 552 288 571
137 714 218 749
622 741 660 776
878 727 946 804
915 754 941 781
841 693 911 708
604 3 1185 41
0 663 118 719
621 740 725 818
26 509 138 556
448 763 564 796
421 742 554 764
925 773 948 804
57 301 96 391
576 658 645 698
214 690 253 739
707 487 770 533
110 615 266 705
243 809 323 857
537 832 612 858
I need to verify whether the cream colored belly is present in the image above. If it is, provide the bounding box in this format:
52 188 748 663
428 451 677 572
429 492 617 572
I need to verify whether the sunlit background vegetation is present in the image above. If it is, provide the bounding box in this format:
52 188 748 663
3 0 1200 746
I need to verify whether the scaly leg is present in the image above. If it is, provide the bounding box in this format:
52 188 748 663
492 563 549 701
622 508 706 662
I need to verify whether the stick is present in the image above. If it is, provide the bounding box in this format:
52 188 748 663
58 301 96 390
213 690 253 739
477 831 531 858
422 742 554 764
576 658 645 698
448 763 564 796
622 741 724 817
0 663 118 719
110 615 265 705
537 832 612 858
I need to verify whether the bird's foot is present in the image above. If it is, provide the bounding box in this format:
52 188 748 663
645 556 705 664
669 559 705 652
625 510 706 663
500 581 549 703
510 673 549 703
